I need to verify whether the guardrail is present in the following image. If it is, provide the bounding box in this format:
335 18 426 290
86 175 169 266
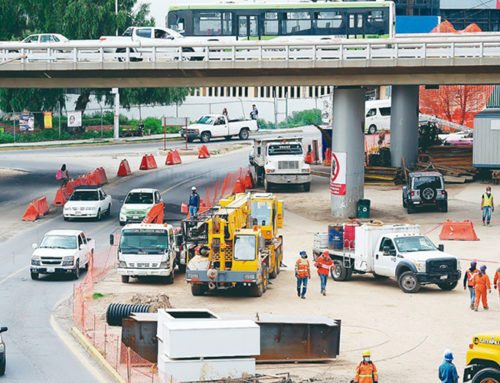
2 36 500 64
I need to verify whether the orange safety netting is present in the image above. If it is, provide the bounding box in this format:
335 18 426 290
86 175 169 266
419 21 494 129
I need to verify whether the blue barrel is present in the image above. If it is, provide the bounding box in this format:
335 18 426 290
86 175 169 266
328 225 344 249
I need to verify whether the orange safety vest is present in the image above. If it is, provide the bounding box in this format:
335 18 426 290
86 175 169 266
354 361 378 383
494 270 500 290
466 269 479 287
296 259 310 279
473 273 491 290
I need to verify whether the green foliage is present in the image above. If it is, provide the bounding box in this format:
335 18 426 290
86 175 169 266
0 0 26 40
259 109 322 129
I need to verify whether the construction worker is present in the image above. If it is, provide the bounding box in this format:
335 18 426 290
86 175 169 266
473 265 492 311
481 186 494 226
295 251 310 299
315 251 334 296
353 351 378 383
188 187 200 217
463 261 480 310
439 349 459 383
494 267 500 304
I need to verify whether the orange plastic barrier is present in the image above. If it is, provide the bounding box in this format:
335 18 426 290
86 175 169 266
118 159 132 176
198 145 210 159
439 220 479 241
165 151 174 165
54 188 67 206
244 171 253 189
65 181 74 195
142 202 164 224
180 202 188 213
172 149 182 164
305 152 313 164
22 201 39 221
36 197 50 215
232 178 245 194
98 167 108 184
140 154 157 170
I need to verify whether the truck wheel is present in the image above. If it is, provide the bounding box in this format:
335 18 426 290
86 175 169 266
30 272 39 280
178 264 187 273
407 203 416 214
398 271 421 293
402 196 408 208
0 356 5 376
264 179 272 192
200 132 211 143
121 275 129 283
331 260 351 281
64 216 69 221
72 261 80 280
191 284 207 296
250 282 264 297
437 280 458 291
439 201 448 213
472 368 500 383
239 129 249 140
187 138 194 143
270 260 278 279
164 272 174 285
368 125 377 134
303 182 311 192
96 209 101 221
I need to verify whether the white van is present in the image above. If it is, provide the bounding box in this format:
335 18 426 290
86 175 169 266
365 99 391 134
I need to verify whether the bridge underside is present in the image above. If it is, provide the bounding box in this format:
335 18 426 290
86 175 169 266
1 59 500 88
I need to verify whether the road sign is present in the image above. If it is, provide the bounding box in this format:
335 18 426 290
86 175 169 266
330 152 346 196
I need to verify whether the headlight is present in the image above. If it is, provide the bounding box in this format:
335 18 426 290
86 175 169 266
244 273 256 281
415 262 426 273
301 168 311 173
160 261 170 268
0 343 4 352
31 256 41 266
266 168 275 174
62 256 74 266
118 261 127 268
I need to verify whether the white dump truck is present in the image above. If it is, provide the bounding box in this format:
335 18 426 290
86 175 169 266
250 136 311 192
181 114 258 143
313 223 461 293
111 223 177 284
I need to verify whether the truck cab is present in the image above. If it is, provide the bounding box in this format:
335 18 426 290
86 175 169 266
113 223 176 284
464 332 500 383
181 114 258 143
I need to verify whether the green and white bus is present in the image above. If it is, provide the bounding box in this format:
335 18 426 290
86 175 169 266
166 1 395 42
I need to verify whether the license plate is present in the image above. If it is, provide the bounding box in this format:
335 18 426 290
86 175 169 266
133 216 139 219
47 267 55 273
75 211 82 215
440 275 448 280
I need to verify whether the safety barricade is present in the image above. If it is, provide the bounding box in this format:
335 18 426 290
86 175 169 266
98 167 109 184
117 159 132 176
142 202 165 224
165 149 182 165
36 197 50 216
140 154 157 170
22 201 40 221
439 220 479 241
198 145 210 159
54 188 68 206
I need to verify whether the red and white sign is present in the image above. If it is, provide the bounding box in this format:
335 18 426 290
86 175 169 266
330 152 346 196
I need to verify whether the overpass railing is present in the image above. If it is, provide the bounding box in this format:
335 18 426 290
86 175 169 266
2 36 500 64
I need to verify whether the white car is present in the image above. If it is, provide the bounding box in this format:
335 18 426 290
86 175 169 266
119 188 163 226
30 230 95 280
63 185 112 221
22 33 69 43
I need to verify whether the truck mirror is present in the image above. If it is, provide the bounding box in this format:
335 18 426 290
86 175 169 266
0 327 7 333
438 244 444 252
390 249 397 256
32 243 38 249
109 234 114 246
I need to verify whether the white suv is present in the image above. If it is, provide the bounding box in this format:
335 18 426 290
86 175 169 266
63 186 112 221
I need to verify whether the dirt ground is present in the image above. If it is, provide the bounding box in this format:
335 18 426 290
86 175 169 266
90 176 500 383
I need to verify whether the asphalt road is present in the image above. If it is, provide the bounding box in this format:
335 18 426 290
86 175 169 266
0 152 248 382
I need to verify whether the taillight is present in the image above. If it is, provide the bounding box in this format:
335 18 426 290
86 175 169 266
441 190 446 195
99 37 106 41
469 344 474 349
410 191 415 196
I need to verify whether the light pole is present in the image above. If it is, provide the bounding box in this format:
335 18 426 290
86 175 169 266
115 0 118 36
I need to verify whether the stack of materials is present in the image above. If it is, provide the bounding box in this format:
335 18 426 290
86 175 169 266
365 166 400 185
417 146 476 183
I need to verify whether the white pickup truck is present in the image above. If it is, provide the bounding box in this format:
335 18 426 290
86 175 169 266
111 223 177 284
313 223 461 293
30 230 94 280
250 136 311 192
100 26 203 60
181 114 258 143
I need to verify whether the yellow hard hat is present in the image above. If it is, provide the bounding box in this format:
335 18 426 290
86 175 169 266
363 351 371 357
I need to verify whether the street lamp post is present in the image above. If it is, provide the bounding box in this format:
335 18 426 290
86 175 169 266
115 0 118 36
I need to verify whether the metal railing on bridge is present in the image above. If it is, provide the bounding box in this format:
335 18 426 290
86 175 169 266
2 35 500 65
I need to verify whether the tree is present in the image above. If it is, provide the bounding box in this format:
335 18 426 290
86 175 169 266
0 0 26 40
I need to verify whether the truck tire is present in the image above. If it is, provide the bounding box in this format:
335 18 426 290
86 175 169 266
164 271 174 285
331 260 352 281
398 271 421 293
96 209 102 221
407 203 416 214
439 201 448 213
178 264 187 273
472 368 500 383
250 282 264 297
368 125 377 134
239 129 249 140
303 182 311 192
72 261 80 280
0 355 5 376
270 260 278 279
437 280 458 291
200 131 211 143
30 272 39 280
191 284 207 296
264 179 272 192
121 275 129 283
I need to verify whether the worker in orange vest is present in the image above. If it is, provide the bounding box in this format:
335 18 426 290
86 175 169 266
353 351 378 383
463 261 480 310
295 251 311 299
315 250 334 296
494 267 500 303
473 265 492 311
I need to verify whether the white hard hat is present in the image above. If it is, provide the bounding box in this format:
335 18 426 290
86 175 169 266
192 186 196 191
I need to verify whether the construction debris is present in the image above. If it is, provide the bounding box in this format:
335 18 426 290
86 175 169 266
364 166 400 185
130 293 172 312
417 145 476 182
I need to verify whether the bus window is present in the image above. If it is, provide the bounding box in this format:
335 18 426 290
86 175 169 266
195 11 222 36
314 11 343 30
222 12 233 35
264 12 279 36
177 17 185 32
284 12 312 35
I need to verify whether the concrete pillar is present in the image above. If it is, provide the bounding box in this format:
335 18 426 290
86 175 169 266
390 85 419 169
331 87 365 218
112 87 120 139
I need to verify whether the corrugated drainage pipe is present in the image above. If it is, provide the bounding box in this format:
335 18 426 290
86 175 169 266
106 303 151 326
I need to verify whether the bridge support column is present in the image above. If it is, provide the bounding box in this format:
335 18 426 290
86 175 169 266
112 87 120 140
331 87 365 218
390 85 419 169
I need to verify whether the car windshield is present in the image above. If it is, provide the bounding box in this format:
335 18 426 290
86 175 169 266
125 192 153 204
394 236 437 252
120 230 169 251
413 176 442 189
234 235 256 261
268 144 303 156
70 190 99 201
40 235 77 249
123 28 133 37
196 116 216 125
250 201 272 226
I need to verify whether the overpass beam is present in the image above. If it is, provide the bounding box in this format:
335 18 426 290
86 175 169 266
390 85 419 169
331 87 365 218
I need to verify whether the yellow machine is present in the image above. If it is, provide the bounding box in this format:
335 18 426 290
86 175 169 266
464 332 500 383
184 192 283 297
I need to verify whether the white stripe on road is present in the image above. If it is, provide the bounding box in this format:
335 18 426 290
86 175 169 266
0 265 28 285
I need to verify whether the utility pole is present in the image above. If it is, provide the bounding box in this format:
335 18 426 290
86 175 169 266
58 101 62 139
115 0 119 36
